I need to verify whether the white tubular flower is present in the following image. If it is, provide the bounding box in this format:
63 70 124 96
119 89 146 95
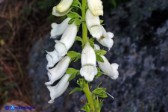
86 9 103 39
80 42 97 82
50 18 71 38
98 56 119 79
52 0 73 16
45 56 71 86
47 74 70 104
55 41 68 57
60 23 78 50
46 50 60 68
97 26 114 50
53 23 77 58
87 0 103 16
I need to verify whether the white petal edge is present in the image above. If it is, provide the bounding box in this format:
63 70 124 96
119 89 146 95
80 65 97 82
50 18 71 38
46 50 59 68
47 74 70 104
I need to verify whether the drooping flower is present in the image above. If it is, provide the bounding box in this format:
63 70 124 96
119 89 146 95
46 23 77 68
52 0 73 16
94 44 119 79
46 50 61 68
87 0 103 16
86 9 103 39
98 56 119 79
50 18 71 38
59 23 78 50
45 56 71 86
80 42 97 82
97 26 114 50
47 74 70 104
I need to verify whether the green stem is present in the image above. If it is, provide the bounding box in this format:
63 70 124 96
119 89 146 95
81 0 96 111
82 0 88 44
83 82 95 112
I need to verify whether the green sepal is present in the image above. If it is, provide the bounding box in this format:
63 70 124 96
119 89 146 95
66 68 80 81
67 51 81 62
96 55 104 62
93 87 108 98
69 87 83 94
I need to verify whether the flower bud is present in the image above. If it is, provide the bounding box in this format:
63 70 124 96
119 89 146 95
87 0 103 16
45 56 71 85
50 18 71 38
47 74 70 103
52 0 73 16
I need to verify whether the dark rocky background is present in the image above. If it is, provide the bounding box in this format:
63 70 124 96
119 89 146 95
1 0 168 112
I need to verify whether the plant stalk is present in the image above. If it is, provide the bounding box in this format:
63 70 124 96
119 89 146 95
83 82 95 112
82 0 88 44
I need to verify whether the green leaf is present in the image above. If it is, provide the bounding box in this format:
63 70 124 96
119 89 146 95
95 68 103 78
96 55 104 62
89 38 94 48
69 87 82 94
93 87 108 98
77 78 86 88
95 50 107 55
66 68 79 81
72 0 82 8
67 51 81 62
76 36 84 47
67 12 81 19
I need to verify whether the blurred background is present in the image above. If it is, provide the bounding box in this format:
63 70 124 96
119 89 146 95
0 0 168 112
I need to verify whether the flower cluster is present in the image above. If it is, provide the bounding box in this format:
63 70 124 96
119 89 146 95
45 0 119 105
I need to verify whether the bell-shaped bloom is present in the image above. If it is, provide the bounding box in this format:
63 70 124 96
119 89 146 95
46 50 61 68
52 0 73 16
80 42 97 82
55 41 68 57
98 56 119 79
47 74 70 104
60 23 77 50
97 26 114 50
45 56 71 86
50 18 71 38
86 9 103 39
87 0 103 16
